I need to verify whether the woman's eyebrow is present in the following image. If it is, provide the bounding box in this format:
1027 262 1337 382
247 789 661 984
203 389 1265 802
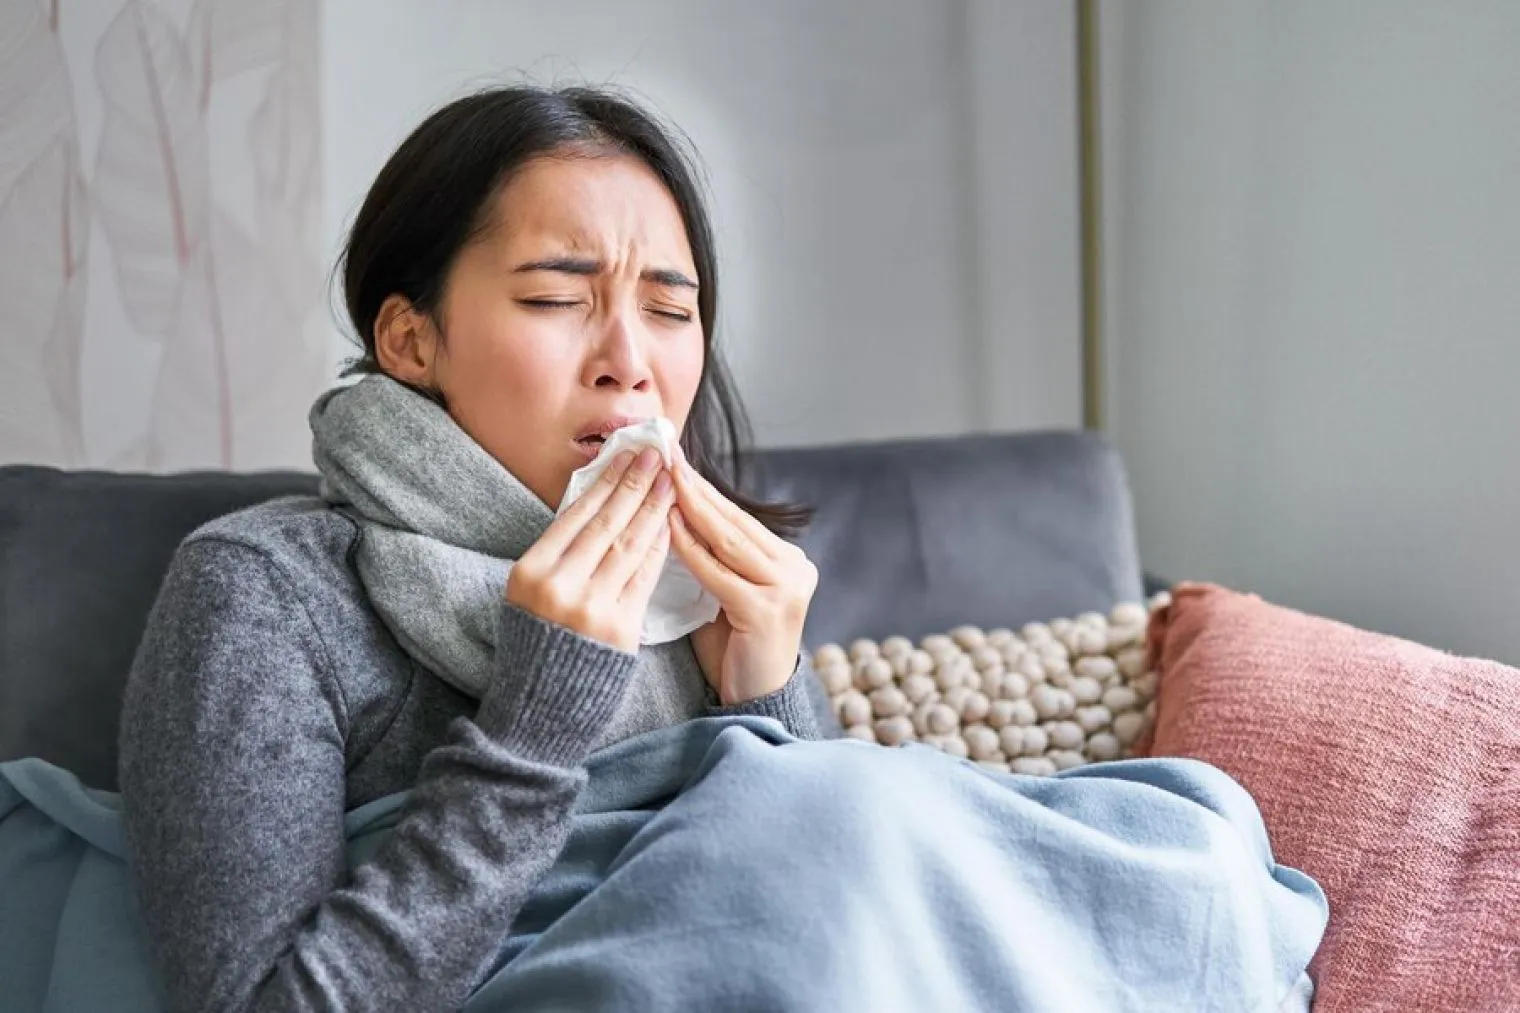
643 267 699 291
512 257 698 290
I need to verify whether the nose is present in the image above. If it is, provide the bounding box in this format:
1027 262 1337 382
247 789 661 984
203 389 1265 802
584 306 653 392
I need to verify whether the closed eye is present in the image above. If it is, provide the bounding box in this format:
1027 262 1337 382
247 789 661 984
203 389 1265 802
518 299 690 322
647 304 696 323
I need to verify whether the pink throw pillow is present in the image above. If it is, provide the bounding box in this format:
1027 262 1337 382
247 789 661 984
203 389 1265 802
1138 584 1520 1013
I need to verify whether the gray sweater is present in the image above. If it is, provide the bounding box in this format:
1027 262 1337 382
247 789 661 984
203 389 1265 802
118 497 823 1013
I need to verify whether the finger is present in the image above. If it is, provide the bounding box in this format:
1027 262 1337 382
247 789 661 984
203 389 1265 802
669 447 779 566
668 507 749 603
672 443 776 542
591 468 676 590
671 456 782 559
558 448 667 579
670 470 775 581
619 522 672 608
529 450 638 561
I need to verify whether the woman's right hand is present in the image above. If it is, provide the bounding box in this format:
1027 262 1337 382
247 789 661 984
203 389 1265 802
505 447 674 653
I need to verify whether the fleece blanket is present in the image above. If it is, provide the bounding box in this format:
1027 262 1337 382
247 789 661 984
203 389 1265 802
0 716 1326 1012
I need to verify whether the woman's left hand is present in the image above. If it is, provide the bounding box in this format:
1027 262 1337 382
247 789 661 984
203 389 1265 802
667 449 818 705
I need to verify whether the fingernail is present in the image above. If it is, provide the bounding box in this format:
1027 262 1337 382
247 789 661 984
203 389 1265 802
614 450 636 470
654 472 672 496
635 447 660 471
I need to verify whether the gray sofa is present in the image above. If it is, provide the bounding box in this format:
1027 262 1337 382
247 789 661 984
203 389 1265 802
0 431 1145 791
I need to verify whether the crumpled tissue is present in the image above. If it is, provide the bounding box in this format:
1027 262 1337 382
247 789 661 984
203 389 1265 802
557 418 721 644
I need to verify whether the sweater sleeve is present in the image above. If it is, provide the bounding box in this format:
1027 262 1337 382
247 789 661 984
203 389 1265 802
706 652 829 740
119 537 636 1013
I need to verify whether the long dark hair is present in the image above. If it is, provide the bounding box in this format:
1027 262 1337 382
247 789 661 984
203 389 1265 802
337 85 809 536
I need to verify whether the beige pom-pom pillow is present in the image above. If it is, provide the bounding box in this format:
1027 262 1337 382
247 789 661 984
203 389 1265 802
814 596 1168 775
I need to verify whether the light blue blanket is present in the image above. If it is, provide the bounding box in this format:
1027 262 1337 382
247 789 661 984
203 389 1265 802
1 717 1326 1012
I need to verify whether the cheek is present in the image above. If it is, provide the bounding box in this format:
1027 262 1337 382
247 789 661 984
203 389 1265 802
444 308 571 399
659 333 707 427
435 307 578 464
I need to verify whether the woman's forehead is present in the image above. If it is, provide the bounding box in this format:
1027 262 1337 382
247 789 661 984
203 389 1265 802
489 155 694 266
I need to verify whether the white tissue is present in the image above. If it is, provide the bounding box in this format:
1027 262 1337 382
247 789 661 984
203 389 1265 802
557 418 721 644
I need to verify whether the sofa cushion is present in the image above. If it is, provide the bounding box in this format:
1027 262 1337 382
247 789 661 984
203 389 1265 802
0 468 318 791
1139 583 1520 1012
753 432 1144 648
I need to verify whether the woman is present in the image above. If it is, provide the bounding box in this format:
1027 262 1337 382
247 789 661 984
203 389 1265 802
119 85 826 1012
121 86 1327 1013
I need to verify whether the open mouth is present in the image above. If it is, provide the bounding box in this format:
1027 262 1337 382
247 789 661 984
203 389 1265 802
574 434 610 458
574 416 649 456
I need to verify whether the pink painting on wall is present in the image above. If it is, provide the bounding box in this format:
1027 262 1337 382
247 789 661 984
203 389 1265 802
0 0 326 470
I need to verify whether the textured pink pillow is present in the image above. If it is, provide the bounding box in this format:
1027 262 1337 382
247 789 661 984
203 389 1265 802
1138 584 1520 1013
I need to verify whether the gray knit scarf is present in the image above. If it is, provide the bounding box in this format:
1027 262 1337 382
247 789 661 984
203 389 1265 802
309 375 709 747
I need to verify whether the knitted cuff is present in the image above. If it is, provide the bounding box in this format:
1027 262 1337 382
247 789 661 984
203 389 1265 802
473 603 638 767
708 656 821 740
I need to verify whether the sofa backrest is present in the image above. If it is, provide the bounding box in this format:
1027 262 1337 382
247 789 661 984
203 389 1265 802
0 431 1141 788
750 432 1143 647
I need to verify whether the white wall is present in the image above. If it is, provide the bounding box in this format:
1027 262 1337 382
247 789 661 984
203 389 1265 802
1101 0 1520 663
321 0 1084 447
963 0 1082 434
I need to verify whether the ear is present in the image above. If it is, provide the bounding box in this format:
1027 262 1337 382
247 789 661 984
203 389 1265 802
373 294 441 387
